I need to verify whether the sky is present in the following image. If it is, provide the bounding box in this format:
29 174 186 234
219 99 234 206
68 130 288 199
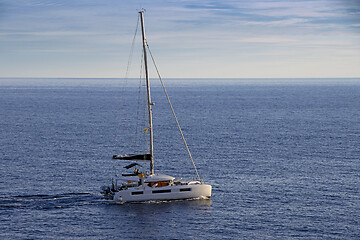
0 0 359 78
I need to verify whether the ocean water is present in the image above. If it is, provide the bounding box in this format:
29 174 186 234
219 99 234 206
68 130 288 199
0 78 359 239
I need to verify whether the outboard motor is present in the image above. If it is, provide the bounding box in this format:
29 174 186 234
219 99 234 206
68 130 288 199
100 186 110 194
100 186 114 200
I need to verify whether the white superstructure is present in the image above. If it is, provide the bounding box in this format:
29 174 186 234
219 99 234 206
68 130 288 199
101 173 211 202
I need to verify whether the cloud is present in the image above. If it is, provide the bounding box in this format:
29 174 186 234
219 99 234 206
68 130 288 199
242 18 310 26
0 0 359 78
239 37 300 44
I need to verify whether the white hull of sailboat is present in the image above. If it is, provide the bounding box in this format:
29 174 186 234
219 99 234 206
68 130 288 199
113 183 212 203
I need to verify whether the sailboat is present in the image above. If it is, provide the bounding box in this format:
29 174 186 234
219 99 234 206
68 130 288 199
100 10 212 203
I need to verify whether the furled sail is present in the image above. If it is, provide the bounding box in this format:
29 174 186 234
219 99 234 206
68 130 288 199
112 153 151 161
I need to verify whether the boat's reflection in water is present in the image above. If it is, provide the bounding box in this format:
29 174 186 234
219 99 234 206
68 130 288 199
105 197 212 213
103 197 212 236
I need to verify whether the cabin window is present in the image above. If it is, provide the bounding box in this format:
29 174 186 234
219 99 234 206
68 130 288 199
131 191 143 195
152 189 171 194
180 188 191 192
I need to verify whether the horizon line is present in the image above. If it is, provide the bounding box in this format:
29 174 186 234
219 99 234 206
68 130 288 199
1 77 360 80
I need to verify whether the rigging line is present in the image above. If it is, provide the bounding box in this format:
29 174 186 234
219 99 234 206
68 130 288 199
133 49 145 151
128 16 143 151
114 14 140 152
146 43 201 182
125 14 140 80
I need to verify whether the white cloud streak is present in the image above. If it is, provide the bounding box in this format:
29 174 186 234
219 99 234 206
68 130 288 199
0 0 359 78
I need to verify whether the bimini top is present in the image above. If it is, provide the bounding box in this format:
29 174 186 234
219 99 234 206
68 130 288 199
145 173 175 183
116 175 139 182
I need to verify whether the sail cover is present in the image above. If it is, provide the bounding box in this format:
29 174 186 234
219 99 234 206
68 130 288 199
112 153 151 161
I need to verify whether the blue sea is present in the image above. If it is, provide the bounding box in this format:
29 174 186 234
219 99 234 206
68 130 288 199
0 78 359 239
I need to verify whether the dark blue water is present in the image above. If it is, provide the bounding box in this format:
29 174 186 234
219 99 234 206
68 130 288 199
1 78 359 239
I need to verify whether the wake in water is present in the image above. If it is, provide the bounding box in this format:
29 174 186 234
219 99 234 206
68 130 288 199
0 193 104 210
0 193 212 209
108 196 213 206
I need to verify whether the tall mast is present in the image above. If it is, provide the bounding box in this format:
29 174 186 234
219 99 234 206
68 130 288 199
139 10 154 174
